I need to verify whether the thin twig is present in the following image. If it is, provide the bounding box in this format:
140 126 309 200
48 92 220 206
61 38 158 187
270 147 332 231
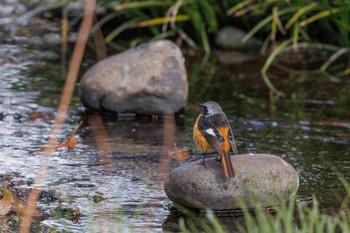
19 1 96 232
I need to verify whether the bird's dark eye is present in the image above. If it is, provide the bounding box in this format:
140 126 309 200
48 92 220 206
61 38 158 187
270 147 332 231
204 107 208 114
201 105 208 114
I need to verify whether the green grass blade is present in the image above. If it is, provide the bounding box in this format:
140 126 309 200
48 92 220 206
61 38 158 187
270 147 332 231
337 1 350 47
91 11 122 33
185 2 210 54
242 15 273 43
272 7 286 35
320 48 350 72
261 34 271 54
271 18 277 42
233 3 261 17
334 18 350 31
299 8 340 27
151 30 177 40
200 25 210 55
242 7 297 43
261 73 285 97
176 28 197 47
226 0 253 15
198 0 218 33
105 19 139 43
262 39 292 74
285 2 319 29
133 15 189 27
261 39 292 96
205 210 227 233
114 1 171 10
292 24 300 49
179 217 191 233
299 27 311 41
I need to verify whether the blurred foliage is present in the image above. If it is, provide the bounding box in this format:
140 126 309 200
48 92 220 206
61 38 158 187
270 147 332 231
227 0 350 49
31 0 350 94
45 0 350 52
94 0 350 94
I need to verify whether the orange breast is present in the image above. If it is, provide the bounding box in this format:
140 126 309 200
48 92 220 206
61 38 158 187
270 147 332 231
193 116 213 152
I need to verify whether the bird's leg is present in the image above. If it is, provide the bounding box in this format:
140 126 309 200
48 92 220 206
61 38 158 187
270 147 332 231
199 153 207 168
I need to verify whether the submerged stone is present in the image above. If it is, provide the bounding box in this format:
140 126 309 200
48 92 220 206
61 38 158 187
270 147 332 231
164 154 298 210
214 27 262 64
215 26 262 51
79 40 188 115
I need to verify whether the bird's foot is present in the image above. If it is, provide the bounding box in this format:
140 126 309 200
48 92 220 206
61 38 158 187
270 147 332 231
199 160 207 168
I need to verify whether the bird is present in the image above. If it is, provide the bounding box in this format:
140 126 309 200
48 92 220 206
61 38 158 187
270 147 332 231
193 101 238 178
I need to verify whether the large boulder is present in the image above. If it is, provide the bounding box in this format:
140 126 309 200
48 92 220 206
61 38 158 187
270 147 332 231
79 40 188 115
164 154 298 210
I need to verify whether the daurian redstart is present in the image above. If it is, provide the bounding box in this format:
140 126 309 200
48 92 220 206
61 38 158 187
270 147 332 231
193 101 238 178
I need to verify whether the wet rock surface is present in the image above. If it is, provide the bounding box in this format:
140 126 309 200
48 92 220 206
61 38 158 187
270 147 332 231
164 154 298 210
79 40 188 115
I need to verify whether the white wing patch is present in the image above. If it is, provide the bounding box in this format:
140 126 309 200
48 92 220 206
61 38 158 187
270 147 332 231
205 128 217 137
204 128 224 143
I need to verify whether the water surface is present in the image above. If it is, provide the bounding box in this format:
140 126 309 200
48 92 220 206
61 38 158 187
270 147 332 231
0 1 350 232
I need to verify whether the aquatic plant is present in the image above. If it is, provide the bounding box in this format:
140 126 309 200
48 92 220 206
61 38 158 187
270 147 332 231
30 1 348 50
177 195 350 233
228 0 350 95
23 0 350 95
178 174 350 233
92 0 350 94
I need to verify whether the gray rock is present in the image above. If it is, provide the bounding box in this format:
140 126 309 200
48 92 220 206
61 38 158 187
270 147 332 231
215 26 262 51
214 27 262 64
79 40 188 115
164 154 298 210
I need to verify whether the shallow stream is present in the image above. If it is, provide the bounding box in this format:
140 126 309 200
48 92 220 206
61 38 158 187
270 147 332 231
0 1 349 232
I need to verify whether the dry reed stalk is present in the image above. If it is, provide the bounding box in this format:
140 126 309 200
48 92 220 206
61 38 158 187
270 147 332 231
19 0 96 232
92 15 107 61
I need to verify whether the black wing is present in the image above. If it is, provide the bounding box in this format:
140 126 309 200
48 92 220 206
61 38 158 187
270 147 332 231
198 114 238 154
198 114 226 154
228 126 238 154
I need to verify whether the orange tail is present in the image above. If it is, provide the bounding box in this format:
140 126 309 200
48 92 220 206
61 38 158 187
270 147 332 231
221 152 236 178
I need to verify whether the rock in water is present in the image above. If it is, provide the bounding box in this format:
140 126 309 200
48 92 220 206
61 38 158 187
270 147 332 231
164 154 298 210
215 26 262 51
214 27 262 64
79 40 188 115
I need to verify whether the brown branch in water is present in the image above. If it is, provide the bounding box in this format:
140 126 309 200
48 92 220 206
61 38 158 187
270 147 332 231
61 7 68 79
87 114 114 229
159 114 175 184
87 114 112 161
19 1 96 232
143 114 182 230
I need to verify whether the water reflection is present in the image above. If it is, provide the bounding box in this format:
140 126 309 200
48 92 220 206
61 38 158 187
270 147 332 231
38 113 187 232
